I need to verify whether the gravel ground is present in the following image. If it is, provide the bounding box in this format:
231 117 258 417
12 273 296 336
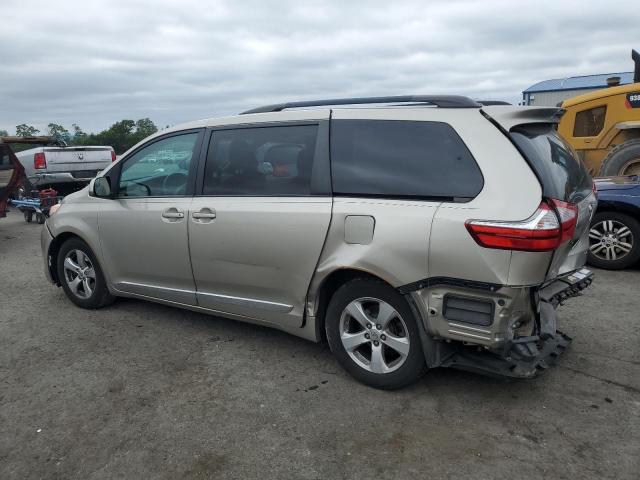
1 210 638 479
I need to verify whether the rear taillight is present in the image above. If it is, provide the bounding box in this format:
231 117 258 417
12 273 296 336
34 152 46 169
466 199 577 252
548 198 578 242
111 150 117 162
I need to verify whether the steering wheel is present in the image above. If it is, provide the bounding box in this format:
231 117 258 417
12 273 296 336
162 172 188 195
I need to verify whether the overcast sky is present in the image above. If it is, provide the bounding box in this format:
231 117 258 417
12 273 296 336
0 0 637 134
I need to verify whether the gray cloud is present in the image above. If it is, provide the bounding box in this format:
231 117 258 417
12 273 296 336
0 0 637 133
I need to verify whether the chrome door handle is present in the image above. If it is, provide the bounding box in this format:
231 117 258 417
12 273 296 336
192 212 216 219
162 210 184 219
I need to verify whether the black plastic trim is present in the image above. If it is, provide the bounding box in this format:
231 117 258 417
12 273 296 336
397 277 502 295
477 100 511 106
442 293 495 326
310 120 332 195
241 95 481 114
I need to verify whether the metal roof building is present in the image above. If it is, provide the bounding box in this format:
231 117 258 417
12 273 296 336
522 71 634 106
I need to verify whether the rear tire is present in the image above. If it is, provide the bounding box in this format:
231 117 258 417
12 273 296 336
599 140 640 176
587 211 640 270
56 237 115 309
325 278 426 389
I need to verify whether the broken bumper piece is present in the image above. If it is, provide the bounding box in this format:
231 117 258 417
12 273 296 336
441 330 572 379
438 268 593 379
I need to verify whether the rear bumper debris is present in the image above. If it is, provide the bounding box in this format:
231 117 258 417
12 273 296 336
433 268 594 378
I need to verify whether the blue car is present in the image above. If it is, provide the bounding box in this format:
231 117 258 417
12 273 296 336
590 175 640 269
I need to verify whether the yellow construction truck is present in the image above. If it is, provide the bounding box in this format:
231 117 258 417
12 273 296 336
558 49 640 176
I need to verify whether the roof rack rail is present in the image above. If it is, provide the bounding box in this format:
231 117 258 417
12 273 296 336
240 95 481 114
477 100 512 106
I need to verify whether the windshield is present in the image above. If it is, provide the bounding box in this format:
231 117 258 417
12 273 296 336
510 124 593 203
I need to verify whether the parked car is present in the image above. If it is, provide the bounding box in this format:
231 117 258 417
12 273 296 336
16 144 116 194
41 96 596 389
588 175 640 269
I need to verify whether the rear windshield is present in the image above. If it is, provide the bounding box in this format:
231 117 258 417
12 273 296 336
510 124 593 203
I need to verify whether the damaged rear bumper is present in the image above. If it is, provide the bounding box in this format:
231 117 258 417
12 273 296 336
439 329 572 379
416 268 594 379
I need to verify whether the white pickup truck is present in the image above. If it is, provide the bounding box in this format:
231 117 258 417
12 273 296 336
16 144 115 192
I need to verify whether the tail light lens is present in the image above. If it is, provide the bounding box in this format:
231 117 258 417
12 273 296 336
548 198 578 242
34 152 47 169
466 199 578 252
111 150 117 162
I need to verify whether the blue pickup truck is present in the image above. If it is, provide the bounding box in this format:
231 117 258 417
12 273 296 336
589 175 640 269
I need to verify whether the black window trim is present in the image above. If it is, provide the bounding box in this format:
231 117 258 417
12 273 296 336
328 118 485 203
110 128 206 200
194 120 331 197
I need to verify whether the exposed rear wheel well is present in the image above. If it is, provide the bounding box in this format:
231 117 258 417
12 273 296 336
314 269 393 342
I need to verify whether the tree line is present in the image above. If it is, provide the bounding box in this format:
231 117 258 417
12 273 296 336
0 118 161 154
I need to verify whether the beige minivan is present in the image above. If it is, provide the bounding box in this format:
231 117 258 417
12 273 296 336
42 96 596 388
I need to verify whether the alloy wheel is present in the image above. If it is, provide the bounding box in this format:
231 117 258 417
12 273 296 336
589 219 634 261
339 297 410 374
63 249 96 299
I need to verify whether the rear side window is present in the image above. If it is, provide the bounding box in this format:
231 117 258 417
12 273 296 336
330 120 483 200
510 124 593 203
573 106 606 137
203 125 318 196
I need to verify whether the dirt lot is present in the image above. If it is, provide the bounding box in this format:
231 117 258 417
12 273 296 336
1 210 638 479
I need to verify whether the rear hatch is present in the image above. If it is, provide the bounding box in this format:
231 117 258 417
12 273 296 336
483 107 597 280
43 146 113 177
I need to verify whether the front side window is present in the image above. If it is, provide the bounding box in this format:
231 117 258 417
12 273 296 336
573 106 606 137
203 125 318 196
330 120 483 199
118 133 198 197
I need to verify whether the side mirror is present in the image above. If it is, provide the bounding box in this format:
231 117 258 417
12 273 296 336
93 176 112 198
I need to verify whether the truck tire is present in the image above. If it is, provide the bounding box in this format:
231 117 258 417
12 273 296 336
599 139 640 176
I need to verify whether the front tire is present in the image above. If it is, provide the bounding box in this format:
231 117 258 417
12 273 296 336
587 211 640 269
56 237 115 308
325 278 426 389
